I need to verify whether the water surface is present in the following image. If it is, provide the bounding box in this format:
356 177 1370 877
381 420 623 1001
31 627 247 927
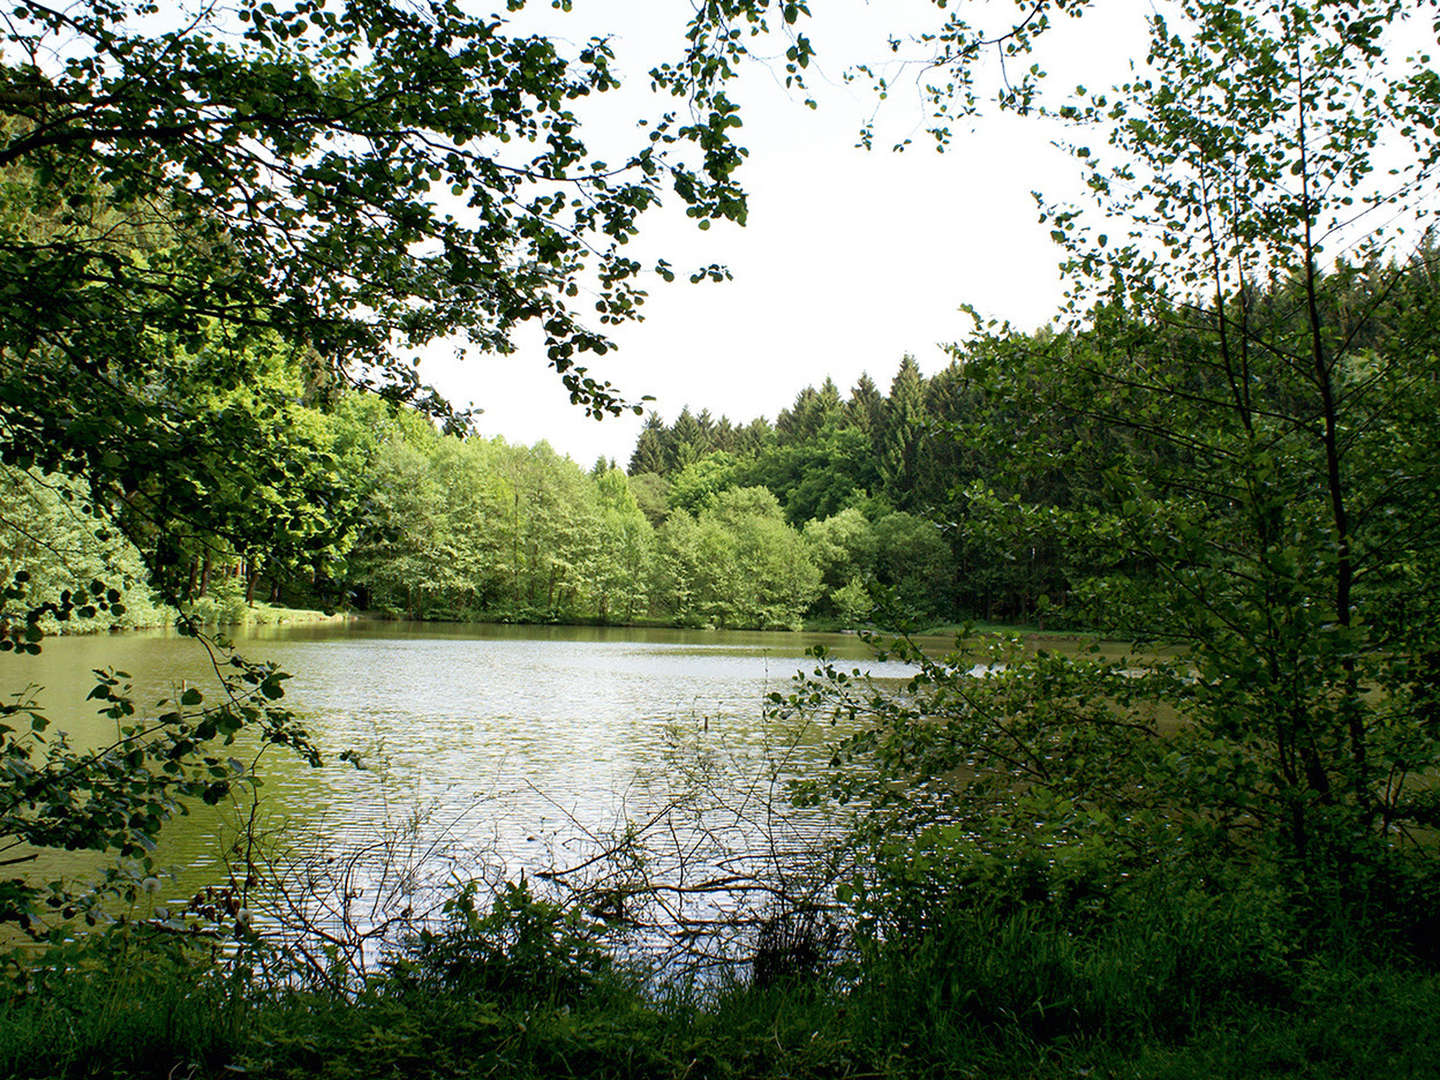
8 620 932 929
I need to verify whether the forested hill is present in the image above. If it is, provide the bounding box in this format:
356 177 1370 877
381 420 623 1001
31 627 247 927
0 344 1054 632
15 240 1436 636
622 355 1024 628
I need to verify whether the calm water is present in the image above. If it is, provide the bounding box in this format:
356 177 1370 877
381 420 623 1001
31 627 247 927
7 621 933 947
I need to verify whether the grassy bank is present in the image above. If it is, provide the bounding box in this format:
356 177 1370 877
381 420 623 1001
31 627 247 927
180 597 352 629
350 609 1102 642
41 600 350 636
5 873 1439 1080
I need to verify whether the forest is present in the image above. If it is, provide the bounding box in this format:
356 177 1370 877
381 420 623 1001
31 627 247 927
4 0 1440 1078
2 352 1011 632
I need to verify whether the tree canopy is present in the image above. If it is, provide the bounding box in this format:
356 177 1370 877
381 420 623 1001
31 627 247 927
783 0 1440 951
0 0 802 931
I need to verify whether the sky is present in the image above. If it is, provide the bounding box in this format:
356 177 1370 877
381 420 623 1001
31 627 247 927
422 1 1147 467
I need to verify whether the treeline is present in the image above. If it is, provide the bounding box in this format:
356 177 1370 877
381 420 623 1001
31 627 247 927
623 246 1440 634
1 351 975 630
625 355 1051 625
324 402 903 629
17 258 1431 635
0 386 858 631
17 260 1430 635
0 341 1152 633
337 350 1074 628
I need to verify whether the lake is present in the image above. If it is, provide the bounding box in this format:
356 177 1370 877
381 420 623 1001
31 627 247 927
8 620 942 966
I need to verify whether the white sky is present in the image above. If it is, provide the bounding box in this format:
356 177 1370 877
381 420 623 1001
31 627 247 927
424 1 1148 466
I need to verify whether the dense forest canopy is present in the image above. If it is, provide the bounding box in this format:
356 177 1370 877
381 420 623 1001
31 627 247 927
0 0 778 629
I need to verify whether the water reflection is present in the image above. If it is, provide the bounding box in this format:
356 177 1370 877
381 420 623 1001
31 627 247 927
9 620 929 953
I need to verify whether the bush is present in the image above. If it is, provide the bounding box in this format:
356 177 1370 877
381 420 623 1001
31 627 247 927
388 879 612 1005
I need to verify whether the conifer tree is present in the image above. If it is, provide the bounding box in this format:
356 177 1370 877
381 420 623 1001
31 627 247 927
879 355 929 508
668 408 708 472
847 372 886 439
628 413 669 476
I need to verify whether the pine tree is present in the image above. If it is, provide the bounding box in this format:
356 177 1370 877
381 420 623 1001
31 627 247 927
847 372 886 440
775 387 817 444
916 360 978 508
879 355 929 508
668 407 707 472
733 417 774 458
628 413 669 475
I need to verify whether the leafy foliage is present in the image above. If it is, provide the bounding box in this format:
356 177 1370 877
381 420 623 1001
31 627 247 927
0 0 805 929
0 0 768 418
781 0 1440 965
654 487 821 629
0 657 331 934
0 468 165 634
391 878 611 1004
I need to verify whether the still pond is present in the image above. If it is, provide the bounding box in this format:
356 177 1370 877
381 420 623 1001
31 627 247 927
11 620 944 932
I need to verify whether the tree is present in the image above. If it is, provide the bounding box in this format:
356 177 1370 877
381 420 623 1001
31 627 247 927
0 0 767 414
764 426 878 523
0 467 165 632
878 355 929 509
666 408 711 472
711 488 822 629
795 0 1440 938
1024 0 1440 858
872 511 953 622
1 0 805 627
348 433 455 619
0 0 810 929
733 416 776 459
591 468 655 623
803 507 878 593
627 471 671 529
668 452 743 515
654 487 820 629
776 378 844 444
628 414 670 476
846 372 886 439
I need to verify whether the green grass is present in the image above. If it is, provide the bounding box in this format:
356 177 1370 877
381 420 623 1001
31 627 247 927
914 618 1097 637
179 596 350 628
6 886 1438 1080
800 616 1090 638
